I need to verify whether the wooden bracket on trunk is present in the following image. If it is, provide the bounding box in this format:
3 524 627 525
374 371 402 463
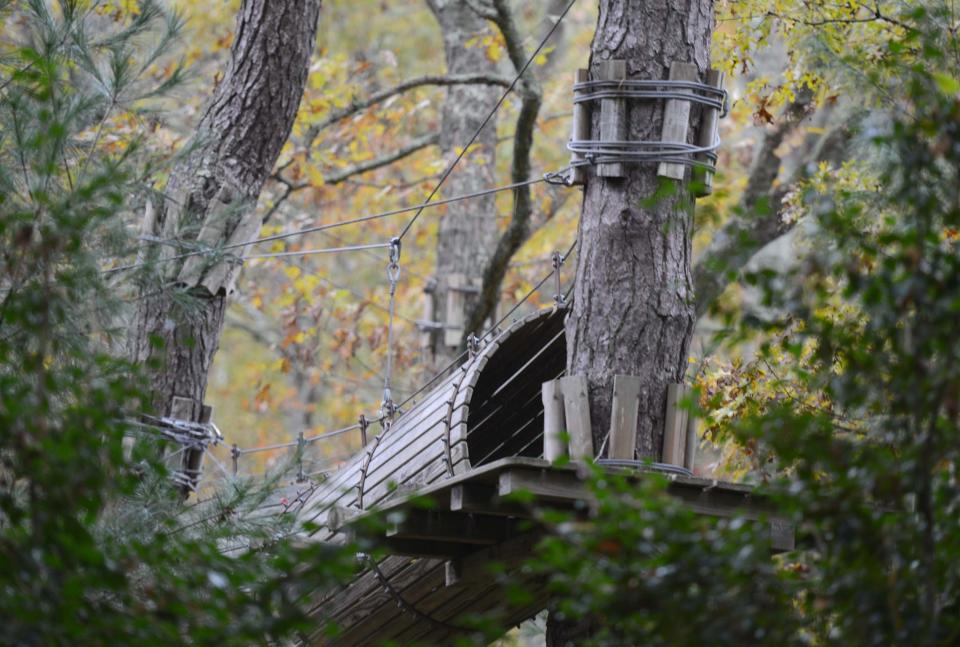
569 68 591 185
597 60 628 179
657 62 701 180
693 69 726 196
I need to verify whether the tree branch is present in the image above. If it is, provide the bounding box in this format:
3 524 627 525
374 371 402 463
461 0 542 343
693 97 853 319
263 133 439 222
312 74 512 132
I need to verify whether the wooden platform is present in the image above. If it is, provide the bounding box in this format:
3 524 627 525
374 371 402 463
304 459 794 645
338 456 795 559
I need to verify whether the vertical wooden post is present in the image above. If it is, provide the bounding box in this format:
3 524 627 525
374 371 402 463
542 379 567 461
694 69 725 197
570 68 591 185
657 61 700 181
560 375 593 460
597 59 627 179
420 280 435 351
608 375 641 459
684 411 698 473
662 383 690 466
169 396 195 498
444 273 466 347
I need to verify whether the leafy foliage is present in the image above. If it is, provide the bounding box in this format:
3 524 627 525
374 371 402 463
527 5 960 645
0 3 356 643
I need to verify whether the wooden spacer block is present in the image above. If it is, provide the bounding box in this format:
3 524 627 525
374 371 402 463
443 273 466 347
542 379 568 461
597 59 627 179
570 69 591 185
694 69 726 197
559 375 593 460
662 383 691 466
658 61 700 181
608 375 641 459
684 409 699 472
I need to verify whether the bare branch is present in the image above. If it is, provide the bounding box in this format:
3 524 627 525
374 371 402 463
262 133 439 223
693 97 853 319
461 0 542 344
312 74 512 132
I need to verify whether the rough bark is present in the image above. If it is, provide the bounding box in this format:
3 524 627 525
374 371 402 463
130 0 322 417
565 0 715 460
425 0 503 366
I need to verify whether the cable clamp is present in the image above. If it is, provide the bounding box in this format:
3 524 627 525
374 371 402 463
552 251 567 306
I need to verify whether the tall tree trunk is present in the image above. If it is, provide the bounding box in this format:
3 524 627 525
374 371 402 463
566 0 714 459
551 1 715 644
130 0 322 418
425 0 501 367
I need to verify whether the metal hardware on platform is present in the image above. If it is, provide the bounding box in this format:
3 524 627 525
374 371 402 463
596 458 693 478
551 251 566 306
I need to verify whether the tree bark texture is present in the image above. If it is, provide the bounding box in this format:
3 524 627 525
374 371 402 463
425 0 502 367
566 0 715 461
130 0 321 416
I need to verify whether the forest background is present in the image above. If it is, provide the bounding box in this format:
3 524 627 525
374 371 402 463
2 0 960 645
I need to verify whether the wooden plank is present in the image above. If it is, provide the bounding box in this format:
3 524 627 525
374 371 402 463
498 466 591 504
542 379 567 461
684 410 698 472
608 375 640 459
443 534 540 586
597 59 627 178
559 375 593 460
694 68 725 196
570 68 591 185
662 383 690 466
381 538 474 559
385 510 517 545
444 273 467 347
770 518 796 552
657 61 700 180
449 482 534 518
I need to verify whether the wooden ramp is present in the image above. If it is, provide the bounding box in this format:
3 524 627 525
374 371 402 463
301 458 792 645
288 308 792 645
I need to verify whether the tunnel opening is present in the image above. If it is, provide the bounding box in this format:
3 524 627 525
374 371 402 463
465 308 567 467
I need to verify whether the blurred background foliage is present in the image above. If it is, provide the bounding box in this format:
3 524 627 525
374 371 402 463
3 0 960 644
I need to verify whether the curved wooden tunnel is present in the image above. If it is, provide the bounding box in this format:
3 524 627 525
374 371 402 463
294 306 568 645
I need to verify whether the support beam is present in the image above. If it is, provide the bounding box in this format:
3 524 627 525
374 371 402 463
559 375 593 460
662 383 690 467
542 379 567 462
608 375 640 459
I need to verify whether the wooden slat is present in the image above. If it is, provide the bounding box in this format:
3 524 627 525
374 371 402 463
684 410 699 472
449 482 534 518
498 466 590 504
570 68 591 185
560 375 593 460
694 68 725 197
662 383 690 466
598 59 627 178
657 61 700 180
385 509 518 545
444 273 466 347
542 379 567 461
608 375 640 459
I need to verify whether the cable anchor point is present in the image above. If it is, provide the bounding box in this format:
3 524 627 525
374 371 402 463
552 251 567 306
